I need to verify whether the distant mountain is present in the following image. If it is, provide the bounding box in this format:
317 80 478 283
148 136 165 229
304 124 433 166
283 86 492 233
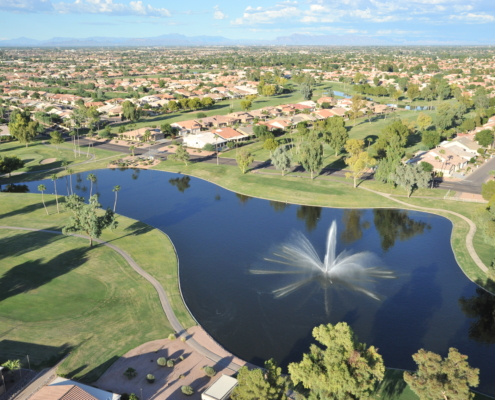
0 33 485 47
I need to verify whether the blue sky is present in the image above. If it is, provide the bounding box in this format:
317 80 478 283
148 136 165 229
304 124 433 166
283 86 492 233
0 0 494 42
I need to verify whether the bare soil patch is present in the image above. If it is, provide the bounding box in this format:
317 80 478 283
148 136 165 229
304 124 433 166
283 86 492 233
159 145 215 157
39 158 57 165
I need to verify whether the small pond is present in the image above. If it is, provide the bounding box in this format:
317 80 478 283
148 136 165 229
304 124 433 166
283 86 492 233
7 168 495 395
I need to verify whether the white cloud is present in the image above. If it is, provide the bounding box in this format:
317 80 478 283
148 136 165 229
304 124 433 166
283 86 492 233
0 0 53 12
450 12 495 22
231 4 300 25
0 0 171 16
213 4 227 19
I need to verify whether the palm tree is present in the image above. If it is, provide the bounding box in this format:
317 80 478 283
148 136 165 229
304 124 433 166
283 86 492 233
67 168 74 195
112 185 121 212
130 145 135 157
51 174 59 213
87 173 97 197
38 184 48 215
2 360 21 380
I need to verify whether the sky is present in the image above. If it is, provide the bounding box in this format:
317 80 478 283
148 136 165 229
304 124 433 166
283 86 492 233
0 0 494 43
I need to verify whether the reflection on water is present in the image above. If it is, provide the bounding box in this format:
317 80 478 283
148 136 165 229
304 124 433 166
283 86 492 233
235 193 252 204
269 201 289 213
0 184 30 193
169 176 191 193
373 209 431 251
297 205 322 232
460 288 495 345
340 210 370 244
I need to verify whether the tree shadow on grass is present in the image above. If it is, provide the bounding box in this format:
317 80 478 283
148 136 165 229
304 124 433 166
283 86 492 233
0 340 73 370
0 247 90 303
374 369 407 400
0 228 65 261
0 199 58 220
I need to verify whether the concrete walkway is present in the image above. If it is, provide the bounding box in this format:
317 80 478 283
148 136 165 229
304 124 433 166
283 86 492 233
0 226 242 373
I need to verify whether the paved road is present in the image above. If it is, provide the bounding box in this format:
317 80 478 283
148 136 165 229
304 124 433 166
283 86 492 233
0 226 242 373
72 137 486 194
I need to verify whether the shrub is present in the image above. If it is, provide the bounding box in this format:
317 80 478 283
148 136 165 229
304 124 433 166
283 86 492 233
179 355 185 361
146 374 155 383
129 395 139 400
203 366 216 377
180 374 185 379
181 386 194 396
167 359 175 368
168 333 176 340
203 143 215 151
157 357 167 366
180 337 186 342
123 367 137 380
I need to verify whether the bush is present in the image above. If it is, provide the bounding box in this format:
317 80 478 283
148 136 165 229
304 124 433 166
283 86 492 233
196 112 207 118
203 366 216 377
179 355 185 361
123 367 137 380
168 333 176 340
146 374 155 383
181 386 194 396
157 357 167 366
167 359 175 368
203 143 215 151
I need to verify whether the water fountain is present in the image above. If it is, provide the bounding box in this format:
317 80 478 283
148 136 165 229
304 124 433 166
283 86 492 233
251 221 395 300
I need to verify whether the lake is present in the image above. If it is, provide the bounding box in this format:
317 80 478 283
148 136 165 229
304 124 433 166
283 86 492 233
6 168 495 395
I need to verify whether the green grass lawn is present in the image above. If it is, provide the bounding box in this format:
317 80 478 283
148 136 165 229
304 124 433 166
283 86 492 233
0 139 124 185
0 192 195 382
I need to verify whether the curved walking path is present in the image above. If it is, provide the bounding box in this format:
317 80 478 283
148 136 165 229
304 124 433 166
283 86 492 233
0 225 243 373
358 187 489 273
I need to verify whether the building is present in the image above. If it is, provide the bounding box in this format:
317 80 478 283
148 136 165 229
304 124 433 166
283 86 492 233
121 127 164 141
201 375 238 400
183 131 227 150
171 120 202 136
30 377 120 400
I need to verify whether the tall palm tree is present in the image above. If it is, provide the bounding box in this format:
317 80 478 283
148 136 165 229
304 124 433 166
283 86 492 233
130 145 135 157
67 169 74 195
51 174 60 213
87 173 97 197
112 185 121 212
38 184 48 215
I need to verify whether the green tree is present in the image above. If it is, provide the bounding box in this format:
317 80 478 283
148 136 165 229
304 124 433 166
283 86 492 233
390 163 431 197
240 100 252 111
202 97 214 108
9 113 38 147
170 144 190 166
50 131 64 150
236 148 254 174
63 194 118 247
112 185 121 212
344 139 376 188
475 129 494 148
300 83 313 100
299 137 323 180
38 184 48 215
376 120 410 156
51 174 60 214
0 155 24 178
404 348 479 400
407 84 420 102
167 100 179 112
473 87 489 110
87 173 97 197
289 322 385 400
264 138 278 156
417 112 432 131
481 181 495 201
349 95 365 126
271 145 292 176
422 130 441 149
129 145 136 157
232 359 287 400
323 117 348 156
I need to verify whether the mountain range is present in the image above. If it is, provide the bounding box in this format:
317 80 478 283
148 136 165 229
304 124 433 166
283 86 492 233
0 33 484 47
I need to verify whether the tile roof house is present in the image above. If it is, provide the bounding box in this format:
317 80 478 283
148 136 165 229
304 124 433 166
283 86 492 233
171 120 202 136
30 377 120 400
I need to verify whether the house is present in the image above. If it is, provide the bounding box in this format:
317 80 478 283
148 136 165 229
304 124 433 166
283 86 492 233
315 109 337 120
30 377 120 400
201 375 238 400
235 125 256 138
122 127 164 141
183 131 227 150
317 96 335 105
227 112 254 124
213 127 247 142
171 120 202 136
